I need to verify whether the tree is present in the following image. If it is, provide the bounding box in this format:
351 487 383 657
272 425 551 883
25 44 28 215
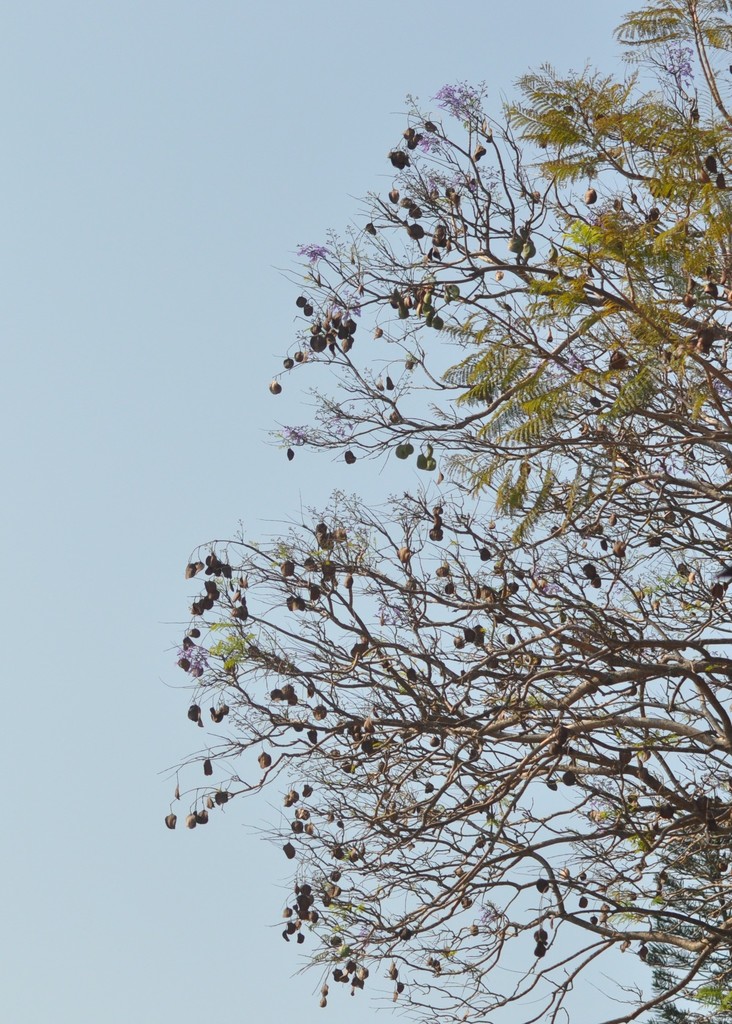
168 3 732 1022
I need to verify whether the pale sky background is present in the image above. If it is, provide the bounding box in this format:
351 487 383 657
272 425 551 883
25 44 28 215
1 2 634 1021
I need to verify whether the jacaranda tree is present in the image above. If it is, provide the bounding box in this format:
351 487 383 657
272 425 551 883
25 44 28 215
168 3 732 1022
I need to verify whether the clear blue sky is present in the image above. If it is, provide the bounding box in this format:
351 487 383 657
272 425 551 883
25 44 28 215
1 2 630 1021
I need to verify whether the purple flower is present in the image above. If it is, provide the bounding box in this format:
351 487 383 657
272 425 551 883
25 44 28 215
479 903 499 926
433 82 482 120
282 425 308 446
418 134 441 154
296 243 329 262
177 643 209 677
565 353 587 372
336 293 362 319
660 42 694 89
535 579 560 596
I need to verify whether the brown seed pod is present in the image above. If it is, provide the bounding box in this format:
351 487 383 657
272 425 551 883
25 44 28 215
609 350 628 371
164 813 177 830
697 326 715 353
281 559 295 577
185 561 204 579
269 380 282 395
344 450 356 464
388 150 409 170
283 842 296 859
187 704 202 726
407 223 425 241
203 758 213 776
185 814 197 829
397 547 412 564
365 222 377 235
585 187 597 205
258 752 272 769
536 878 550 893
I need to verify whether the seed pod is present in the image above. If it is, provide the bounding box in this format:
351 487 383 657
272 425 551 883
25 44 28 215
203 758 213 776
283 842 296 859
164 813 177 830
388 150 409 170
473 144 486 161
185 814 197 829
536 878 550 894
609 350 628 371
585 188 597 204
432 224 447 247
697 326 715 353
258 752 272 769
365 222 377 235
269 380 282 395
344 450 356 464
388 189 400 204
187 704 202 726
